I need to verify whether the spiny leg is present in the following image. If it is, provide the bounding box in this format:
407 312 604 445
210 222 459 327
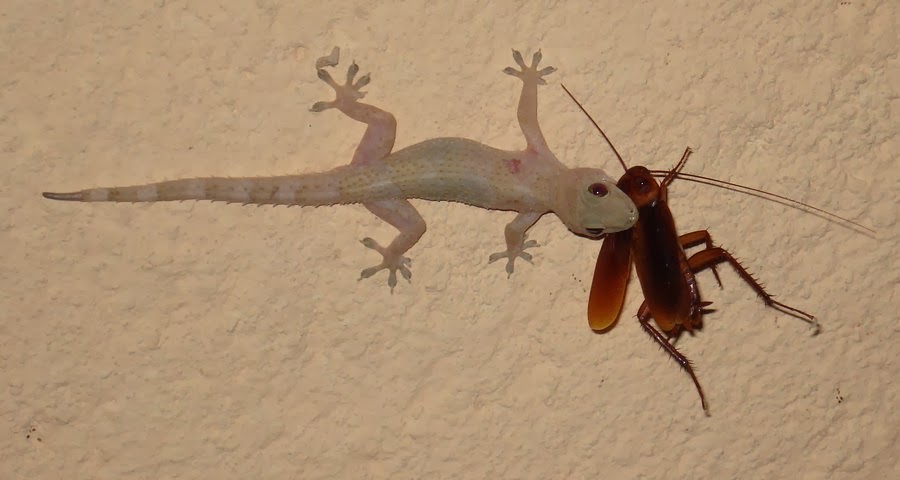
659 146 694 192
488 211 542 276
687 247 820 334
679 230 722 287
503 49 556 156
637 302 710 415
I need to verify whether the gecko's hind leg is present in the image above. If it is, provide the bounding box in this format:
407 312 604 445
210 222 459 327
310 47 397 164
358 199 426 292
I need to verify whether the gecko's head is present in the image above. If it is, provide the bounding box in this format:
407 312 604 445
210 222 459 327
558 168 638 238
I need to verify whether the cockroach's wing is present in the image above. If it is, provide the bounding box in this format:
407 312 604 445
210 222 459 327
587 230 633 331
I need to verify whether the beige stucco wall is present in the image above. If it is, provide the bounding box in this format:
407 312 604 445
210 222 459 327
3 1 897 478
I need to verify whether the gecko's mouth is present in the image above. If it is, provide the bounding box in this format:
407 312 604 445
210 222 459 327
585 228 605 237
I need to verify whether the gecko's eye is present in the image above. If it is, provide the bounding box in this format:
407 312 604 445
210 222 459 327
588 183 609 197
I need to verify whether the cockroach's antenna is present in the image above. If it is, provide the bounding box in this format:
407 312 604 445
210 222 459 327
648 170 875 236
561 84 875 237
561 83 628 172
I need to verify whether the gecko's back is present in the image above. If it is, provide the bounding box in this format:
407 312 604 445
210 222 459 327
378 137 561 212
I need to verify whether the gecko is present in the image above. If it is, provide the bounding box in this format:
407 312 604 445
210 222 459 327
42 47 638 290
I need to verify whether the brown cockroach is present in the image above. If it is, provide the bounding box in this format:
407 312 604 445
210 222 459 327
561 85 871 415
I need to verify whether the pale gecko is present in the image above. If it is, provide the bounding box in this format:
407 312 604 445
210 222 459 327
43 48 638 290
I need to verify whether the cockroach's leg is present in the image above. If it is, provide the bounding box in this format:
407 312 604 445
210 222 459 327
686 247 821 334
637 302 710 414
659 147 693 191
679 230 722 287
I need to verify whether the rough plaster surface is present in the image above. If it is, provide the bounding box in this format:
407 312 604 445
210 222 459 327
3 1 897 478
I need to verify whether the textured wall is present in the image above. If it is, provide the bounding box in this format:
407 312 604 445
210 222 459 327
4 1 897 478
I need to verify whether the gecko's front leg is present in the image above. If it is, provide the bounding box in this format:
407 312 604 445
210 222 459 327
503 49 557 156
488 212 543 276
311 47 424 291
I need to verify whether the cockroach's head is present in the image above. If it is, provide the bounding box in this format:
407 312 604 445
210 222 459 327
616 166 661 208
559 167 638 237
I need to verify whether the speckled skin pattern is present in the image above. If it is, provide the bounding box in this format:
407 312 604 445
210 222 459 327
43 48 637 289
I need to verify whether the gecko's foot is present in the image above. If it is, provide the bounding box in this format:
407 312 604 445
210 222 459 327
358 237 412 292
310 47 371 112
503 49 556 86
488 239 539 277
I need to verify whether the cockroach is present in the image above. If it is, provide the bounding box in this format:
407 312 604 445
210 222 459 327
560 85 871 415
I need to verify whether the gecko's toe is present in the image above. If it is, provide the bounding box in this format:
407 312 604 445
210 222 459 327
511 49 526 68
359 265 380 280
488 239 539 277
310 100 335 112
315 46 340 69
358 238 413 291
504 49 555 84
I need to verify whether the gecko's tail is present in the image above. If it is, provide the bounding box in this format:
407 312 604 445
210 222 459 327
41 168 393 207
42 191 85 201
42 177 280 204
